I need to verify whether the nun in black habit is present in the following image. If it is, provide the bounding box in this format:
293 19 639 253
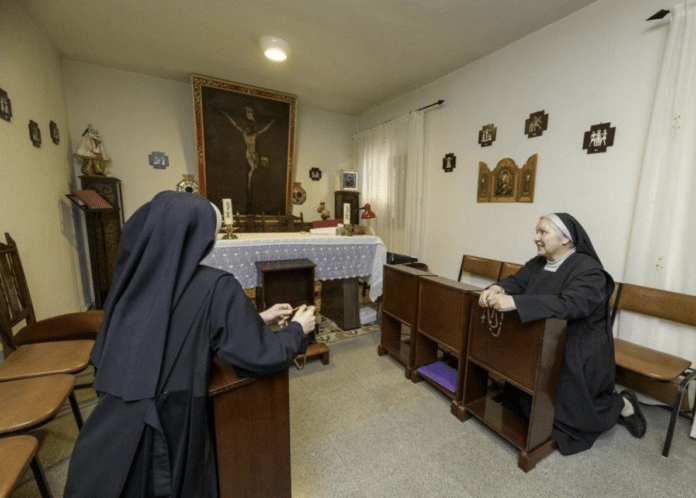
64 191 316 497
478 213 646 456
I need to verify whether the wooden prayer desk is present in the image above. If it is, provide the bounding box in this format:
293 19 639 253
378 264 435 378
457 307 566 472
207 357 291 498
255 258 329 366
409 276 480 403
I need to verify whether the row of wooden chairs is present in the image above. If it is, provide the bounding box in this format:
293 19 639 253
1 233 102 497
228 213 313 233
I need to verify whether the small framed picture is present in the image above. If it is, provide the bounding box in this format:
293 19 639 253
28 120 41 147
0 88 12 122
340 170 358 191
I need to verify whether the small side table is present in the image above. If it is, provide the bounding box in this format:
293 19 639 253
255 259 329 367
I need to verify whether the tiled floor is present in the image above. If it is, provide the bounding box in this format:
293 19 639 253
288 332 696 498
9 330 696 497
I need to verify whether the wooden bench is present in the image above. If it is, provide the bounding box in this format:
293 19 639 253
611 282 696 457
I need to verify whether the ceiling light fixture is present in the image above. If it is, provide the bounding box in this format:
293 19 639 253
260 36 291 62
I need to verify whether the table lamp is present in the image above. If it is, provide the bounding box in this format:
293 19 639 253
345 204 376 235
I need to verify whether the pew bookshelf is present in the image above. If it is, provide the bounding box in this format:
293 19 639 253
377 264 435 378
409 276 480 402
456 309 566 472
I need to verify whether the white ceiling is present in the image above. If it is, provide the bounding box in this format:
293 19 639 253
19 0 599 116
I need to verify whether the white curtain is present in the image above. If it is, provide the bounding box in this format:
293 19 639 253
353 111 425 258
620 1 696 365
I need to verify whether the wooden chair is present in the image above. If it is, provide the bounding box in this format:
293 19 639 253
276 213 290 232
0 232 97 428
612 282 696 456
0 233 102 346
457 255 502 282
0 435 54 498
288 213 305 232
498 261 523 280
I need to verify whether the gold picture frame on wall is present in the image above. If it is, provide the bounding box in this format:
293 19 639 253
490 158 518 203
191 75 297 215
477 162 492 202
518 154 537 203
477 154 538 203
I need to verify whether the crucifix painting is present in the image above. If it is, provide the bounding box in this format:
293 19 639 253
192 75 297 215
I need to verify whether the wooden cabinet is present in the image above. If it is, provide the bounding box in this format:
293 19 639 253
378 264 435 378
79 176 123 309
410 276 480 402
457 308 566 472
207 357 291 498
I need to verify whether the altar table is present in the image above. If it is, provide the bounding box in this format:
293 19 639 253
202 233 387 302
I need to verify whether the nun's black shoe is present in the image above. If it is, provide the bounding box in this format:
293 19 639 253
618 389 646 438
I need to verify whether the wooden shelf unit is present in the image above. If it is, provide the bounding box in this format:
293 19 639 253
409 276 480 402
377 264 435 378
457 308 566 472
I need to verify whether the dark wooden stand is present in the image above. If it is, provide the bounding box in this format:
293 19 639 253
378 264 435 378
410 276 480 403
70 176 123 309
457 308 566 472
207 357 291 498
255 258 329 366
319 277 361 330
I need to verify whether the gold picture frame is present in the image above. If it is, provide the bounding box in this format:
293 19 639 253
477 154 538 203
490 158 518 203
518 154 537 203
192 75 297 215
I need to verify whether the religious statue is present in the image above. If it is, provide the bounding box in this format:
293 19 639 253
74 124 110 176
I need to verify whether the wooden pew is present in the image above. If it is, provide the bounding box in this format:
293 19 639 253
378 264 436 378
457 305 567 472
410 276 480 405
611 282 696 457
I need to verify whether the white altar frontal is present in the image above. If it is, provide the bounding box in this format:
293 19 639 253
202 233 387 302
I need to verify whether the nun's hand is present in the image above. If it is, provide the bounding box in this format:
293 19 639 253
479 285 504 307
291 305 317 334
488 294 516 312
259 303 293 325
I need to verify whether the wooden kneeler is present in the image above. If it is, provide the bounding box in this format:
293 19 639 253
254 258 330 369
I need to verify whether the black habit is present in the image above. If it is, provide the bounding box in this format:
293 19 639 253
496 213 624 455
64 191 307 497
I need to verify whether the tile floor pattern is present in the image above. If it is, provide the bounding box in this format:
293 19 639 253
9 331 696 498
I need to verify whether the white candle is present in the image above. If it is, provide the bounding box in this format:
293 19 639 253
223 198 233 225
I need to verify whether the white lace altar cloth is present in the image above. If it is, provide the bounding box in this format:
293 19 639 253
202 234 387 301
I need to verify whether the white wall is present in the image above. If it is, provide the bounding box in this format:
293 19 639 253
357 0 670 284
63 61 358 223
295 107 357 221
0 0 88 316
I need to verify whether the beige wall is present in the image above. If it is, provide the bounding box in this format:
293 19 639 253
0 0 88 315
357 0 670 284
62 61 358 223
3 0 677 314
